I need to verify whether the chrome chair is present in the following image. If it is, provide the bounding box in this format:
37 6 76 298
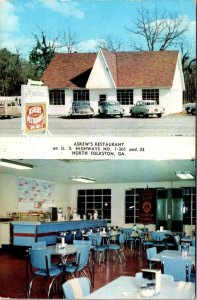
108 233 126 263
28 248 63 298
88 233 107 266
152 231 167 249
73 239 95 288
165 234 179 250
31 241 47 249
141 232 154 249
62 277 90 299
161 257 192 281
146 246 158 268
73 239 92 246
121 228 135 248
65 244 93 286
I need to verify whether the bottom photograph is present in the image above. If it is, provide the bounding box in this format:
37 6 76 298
0 159 195 299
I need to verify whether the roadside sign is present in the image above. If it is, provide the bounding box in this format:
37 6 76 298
21 84 49 135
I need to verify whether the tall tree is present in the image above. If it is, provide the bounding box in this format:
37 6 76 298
29 30 58 78
0 48 24 96
126 8 189 51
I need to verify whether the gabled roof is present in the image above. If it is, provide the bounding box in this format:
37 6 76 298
42 50 179 89
115 51 179 88
42 52 96 89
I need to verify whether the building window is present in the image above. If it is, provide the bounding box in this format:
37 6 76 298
125 188 144 224
49 90 65 105
142 89 159 104
117 89 133 105
99 94 106 106
77 189 111 220
73 90 89 101
183 187 196 225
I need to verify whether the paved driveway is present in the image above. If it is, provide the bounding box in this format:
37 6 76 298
0 114 195 137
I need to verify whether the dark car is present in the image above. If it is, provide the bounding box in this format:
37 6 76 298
68 101 94 118
184 103 196 115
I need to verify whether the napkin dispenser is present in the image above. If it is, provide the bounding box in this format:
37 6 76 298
142 269 161 295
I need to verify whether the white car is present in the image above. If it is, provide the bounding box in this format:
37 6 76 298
130 100 165 118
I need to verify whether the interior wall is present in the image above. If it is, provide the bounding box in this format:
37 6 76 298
0 172 194 224
69 180 195 227
0 173 71 217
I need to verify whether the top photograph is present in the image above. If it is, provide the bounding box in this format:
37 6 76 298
0 0 195 137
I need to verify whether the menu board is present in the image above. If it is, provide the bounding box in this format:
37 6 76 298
18 176 55 210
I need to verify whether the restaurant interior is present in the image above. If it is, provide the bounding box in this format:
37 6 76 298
0 158 196 299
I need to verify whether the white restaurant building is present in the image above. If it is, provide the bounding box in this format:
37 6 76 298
41 48 185 116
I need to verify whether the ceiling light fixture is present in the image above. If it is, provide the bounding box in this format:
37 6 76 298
0 159 33 170
175 171 194 180
71 176 96 183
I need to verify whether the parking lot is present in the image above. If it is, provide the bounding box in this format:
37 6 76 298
0 113 195 137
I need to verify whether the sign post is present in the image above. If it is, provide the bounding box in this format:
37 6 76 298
21 83 50 136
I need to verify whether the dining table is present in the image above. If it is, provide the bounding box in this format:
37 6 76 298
85 276 195 299
47 244 77 257
151 249 195 266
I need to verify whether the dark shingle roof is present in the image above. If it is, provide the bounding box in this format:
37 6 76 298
42 50 179 89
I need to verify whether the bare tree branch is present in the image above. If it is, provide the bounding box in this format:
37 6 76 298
126 8 189 51
58 28 78 53
97 35 125 52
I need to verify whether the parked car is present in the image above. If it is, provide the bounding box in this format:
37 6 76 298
0 99 21 119
68 101 94 118
98 101 124 118
184 103 196 115
130 100 165 118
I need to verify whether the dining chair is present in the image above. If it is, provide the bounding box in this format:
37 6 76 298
65 244 93 286
146 246 158 268
88 233 107 266
31 241 47 249
161 257 192 281
73 240 92 247
165 234 179 250
27 248 63 298
65 232 74 244
108 233 126 264
141 232 154 249
121 228 135 248
74 231 83 240
152 231 167 249
62 277 91 299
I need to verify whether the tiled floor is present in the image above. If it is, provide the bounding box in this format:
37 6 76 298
0 245 148 299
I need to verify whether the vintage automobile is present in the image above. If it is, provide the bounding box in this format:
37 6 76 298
130 100 165 118
68 101 94 118
98 101 124 118
184 103 196 115
0 98 21 119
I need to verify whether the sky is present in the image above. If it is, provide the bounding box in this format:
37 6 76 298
0 0 196 59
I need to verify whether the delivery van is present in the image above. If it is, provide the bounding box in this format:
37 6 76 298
0 98 21 118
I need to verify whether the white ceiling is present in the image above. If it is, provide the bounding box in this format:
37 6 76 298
0 159 195 184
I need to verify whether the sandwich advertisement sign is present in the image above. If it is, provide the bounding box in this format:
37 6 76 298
21 83 49 135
